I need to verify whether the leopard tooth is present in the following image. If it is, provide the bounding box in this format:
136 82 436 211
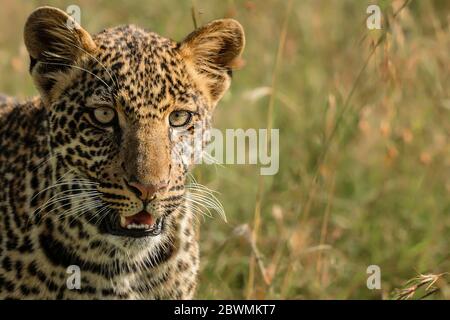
125 223 152 230
120 216 127 228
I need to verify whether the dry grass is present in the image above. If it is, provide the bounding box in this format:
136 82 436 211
393 273 449 300
0 0 449 299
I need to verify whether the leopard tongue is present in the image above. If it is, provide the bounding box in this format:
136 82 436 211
120 211 154 228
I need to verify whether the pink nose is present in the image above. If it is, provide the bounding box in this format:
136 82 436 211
126 181 168 202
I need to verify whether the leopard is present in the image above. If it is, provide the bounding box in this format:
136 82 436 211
0 6 244 299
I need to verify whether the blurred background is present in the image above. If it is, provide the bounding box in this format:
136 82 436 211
0 0 449 299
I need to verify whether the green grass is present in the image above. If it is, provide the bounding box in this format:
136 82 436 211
1 0 449 299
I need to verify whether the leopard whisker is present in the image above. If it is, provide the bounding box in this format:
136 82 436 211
186 192 224 214
62 200 106 222
31 181 98 200
95 207 113 226
31 174 98 200
55 200 104 221
179 201 204 224
38 188 100 206
184 188 225 221
30 154 58 172
183 195 214 220
40 60 111 90
37 192 101 219
59 21 120 90
34 190 101 216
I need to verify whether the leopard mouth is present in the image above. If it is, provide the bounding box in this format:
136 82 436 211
104 211 164 238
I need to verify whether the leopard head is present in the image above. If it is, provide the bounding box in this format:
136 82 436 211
24 7 244 244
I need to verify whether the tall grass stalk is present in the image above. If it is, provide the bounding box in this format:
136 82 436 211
246 0 294 299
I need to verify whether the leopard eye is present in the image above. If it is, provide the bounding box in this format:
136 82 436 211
92 106 116 125
169 110 192 127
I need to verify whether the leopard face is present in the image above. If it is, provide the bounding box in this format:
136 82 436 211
24 7 244 249
45 27 209 247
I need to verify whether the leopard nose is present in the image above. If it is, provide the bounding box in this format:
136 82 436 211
125 180 168 202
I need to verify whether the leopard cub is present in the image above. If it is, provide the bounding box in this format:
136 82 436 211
0 6 244 299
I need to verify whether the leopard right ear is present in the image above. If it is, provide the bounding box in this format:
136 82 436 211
179 19 245 105
24 6 96 103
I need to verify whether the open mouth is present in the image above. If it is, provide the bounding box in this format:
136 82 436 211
105 211 164 238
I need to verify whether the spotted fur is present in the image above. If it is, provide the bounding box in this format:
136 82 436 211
0 6 244 299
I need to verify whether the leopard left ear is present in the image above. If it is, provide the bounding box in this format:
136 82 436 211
24 6 97 104
179 19 245 104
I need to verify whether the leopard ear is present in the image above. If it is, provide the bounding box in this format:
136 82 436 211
179 19 245 104
24 6 96 103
